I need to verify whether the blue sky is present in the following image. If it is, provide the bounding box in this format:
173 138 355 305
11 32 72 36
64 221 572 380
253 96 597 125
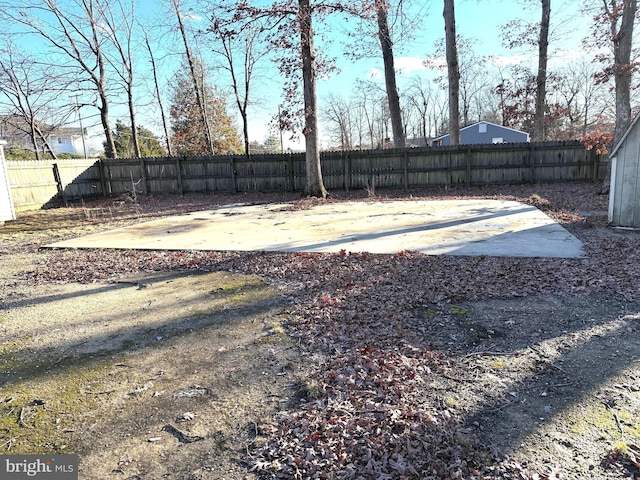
86 0 598 150
4 0 598 152
315 0 589 91
271 0 592 148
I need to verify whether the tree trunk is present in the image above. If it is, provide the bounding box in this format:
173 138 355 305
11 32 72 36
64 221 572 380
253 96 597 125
299 0 327 198
127 90 142 158
34 124 58 159
173 0 215 155
223 35 252 157
241 111 250 156
145 35 173 156
104 0 141 158
86 3 117 159
533 0 551 142
223 36 251 156
376 0 405 148
100 91 117 159
601 0 636 194
613 0 636 145
443 0 460 145
27 120 41 160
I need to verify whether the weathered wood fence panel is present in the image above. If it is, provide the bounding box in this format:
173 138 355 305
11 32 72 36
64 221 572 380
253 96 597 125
6 159 101 211
6 141 607 211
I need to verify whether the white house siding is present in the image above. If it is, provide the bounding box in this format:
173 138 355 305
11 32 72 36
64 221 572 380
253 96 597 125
49 135 84 156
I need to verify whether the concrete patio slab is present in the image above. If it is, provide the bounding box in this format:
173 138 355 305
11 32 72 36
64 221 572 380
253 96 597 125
45 199 585 258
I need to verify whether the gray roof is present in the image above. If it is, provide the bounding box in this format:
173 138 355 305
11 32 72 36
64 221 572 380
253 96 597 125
0 115 83 138
432 121 529 142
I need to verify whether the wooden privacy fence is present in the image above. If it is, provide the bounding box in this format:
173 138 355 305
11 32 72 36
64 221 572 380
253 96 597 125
6 141 606 211
7 158 102 211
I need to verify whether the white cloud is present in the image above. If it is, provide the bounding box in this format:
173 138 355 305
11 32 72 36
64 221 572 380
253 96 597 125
368 68 383 79
182 12 203 22
365 57 429 79
422 55 447 70
395 56 429 74
555 49 587 60
487 55 528 67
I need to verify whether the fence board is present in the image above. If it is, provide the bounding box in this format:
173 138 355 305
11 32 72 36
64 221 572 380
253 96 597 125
7 141 605 211
7 159 100 210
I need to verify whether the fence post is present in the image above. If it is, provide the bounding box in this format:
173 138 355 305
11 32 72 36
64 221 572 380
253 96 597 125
230 156 237 193
465 147 472 186
52 163 65 202
529 143 536 183
287 152 294 192
175 156 184 194
101 159 112 196
403 151 409 189
590 149 600 181
96 158 107 197
343 153 350 191
139 157 148 194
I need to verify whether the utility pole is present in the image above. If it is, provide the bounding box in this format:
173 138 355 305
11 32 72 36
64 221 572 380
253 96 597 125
278 106 284 154
70 94 88 158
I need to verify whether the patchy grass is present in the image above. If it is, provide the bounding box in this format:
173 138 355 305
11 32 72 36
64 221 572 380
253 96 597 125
0 360 114 454
3 184 640 478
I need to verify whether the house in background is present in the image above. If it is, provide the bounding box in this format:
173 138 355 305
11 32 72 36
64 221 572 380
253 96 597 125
430 121 530 146
0 115 86 156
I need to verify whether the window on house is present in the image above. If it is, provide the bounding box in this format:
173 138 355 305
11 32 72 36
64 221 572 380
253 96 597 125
479 123 487 133
492 137 504 143
58 137 69 144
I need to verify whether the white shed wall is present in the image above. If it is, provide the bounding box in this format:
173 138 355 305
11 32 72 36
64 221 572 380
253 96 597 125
0 142 16 222
609 122 640 227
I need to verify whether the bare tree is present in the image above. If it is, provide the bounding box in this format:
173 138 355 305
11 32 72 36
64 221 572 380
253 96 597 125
443 0 460 145
171 0 215 154
230 0 355 196
533 0 551 141
0 44 68 159
584 0 638 192
596 0 637 145
342 0 426 148
144 33 174 156
353 80 387 148
299 0 327 197
405 76 438 140
101 0 142 157
425 36 492 126
323 93 354 149
375 0 405 148
208 9 271 156
0 0 119 157
555 59 610 138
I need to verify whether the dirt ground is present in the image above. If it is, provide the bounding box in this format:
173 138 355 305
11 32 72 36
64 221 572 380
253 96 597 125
2 183 640 479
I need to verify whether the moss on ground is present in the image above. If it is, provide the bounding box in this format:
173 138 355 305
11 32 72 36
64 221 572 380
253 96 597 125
0 360 116 454
570 405 640 440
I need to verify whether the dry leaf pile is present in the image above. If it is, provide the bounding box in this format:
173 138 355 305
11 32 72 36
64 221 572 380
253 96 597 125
4 182 640 478
251 344 494 479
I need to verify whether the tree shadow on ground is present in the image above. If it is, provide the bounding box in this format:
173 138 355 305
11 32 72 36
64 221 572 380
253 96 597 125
435 293 640 476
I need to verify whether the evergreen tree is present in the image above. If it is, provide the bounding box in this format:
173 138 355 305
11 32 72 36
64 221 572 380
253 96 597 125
263 135 281 153
169 60 243 155
105 121 166 158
